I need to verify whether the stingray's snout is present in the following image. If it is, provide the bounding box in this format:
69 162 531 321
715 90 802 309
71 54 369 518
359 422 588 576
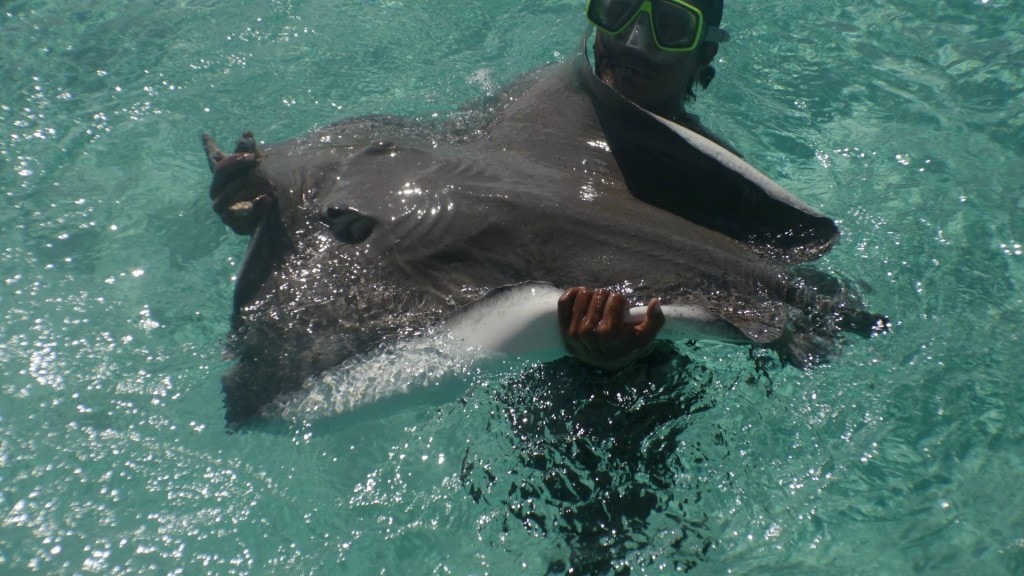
321 205 376 244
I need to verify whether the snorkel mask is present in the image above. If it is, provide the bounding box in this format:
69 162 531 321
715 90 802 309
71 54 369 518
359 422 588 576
586 0 729 53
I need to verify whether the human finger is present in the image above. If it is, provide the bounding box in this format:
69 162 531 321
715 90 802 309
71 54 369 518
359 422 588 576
634 299 665 340
232 131 259 154
558 287 582 333
209 152 261 193
201 133 224 173
598 291 628 335
569 288 594 337
583 289 611 336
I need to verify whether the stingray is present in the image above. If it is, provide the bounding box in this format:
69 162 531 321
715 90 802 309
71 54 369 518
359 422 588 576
201 43 886 426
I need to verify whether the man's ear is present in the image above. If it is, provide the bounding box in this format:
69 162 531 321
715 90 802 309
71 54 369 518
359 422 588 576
699 42 719 66
696 43 719 90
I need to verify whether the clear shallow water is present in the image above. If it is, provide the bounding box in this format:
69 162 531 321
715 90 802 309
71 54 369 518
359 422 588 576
2 0 1022 574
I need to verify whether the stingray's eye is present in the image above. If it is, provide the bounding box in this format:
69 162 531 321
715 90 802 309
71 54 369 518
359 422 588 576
321 205 376 244
364 142 397 156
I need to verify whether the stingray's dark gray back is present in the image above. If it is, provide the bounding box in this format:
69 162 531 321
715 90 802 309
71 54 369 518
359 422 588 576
209 53 882 427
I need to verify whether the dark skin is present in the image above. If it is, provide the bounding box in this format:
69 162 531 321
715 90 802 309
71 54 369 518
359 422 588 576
558 288 665 370
202 131 275 235
561 7 721 367
592 12 718 121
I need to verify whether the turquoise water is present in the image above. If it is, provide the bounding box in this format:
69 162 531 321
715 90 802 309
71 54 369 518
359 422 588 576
2 0 1022 573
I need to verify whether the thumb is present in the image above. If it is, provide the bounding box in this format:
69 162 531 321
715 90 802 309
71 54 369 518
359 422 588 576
636 299 665 337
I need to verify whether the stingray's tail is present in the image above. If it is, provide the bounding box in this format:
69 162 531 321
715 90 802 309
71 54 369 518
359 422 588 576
773 267 889 368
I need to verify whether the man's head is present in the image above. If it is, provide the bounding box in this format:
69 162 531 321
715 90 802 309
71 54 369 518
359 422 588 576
588 0 726 118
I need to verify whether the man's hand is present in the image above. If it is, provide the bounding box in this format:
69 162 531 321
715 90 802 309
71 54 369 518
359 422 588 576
202 131 276 235
557 287 666 370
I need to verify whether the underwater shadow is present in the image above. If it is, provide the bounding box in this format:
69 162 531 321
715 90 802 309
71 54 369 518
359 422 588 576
460 342 778 574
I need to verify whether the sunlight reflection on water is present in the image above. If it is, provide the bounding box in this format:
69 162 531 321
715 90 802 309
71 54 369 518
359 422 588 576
1 0 1022 574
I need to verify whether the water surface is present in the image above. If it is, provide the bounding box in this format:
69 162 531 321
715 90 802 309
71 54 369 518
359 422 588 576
2 1 1022 574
